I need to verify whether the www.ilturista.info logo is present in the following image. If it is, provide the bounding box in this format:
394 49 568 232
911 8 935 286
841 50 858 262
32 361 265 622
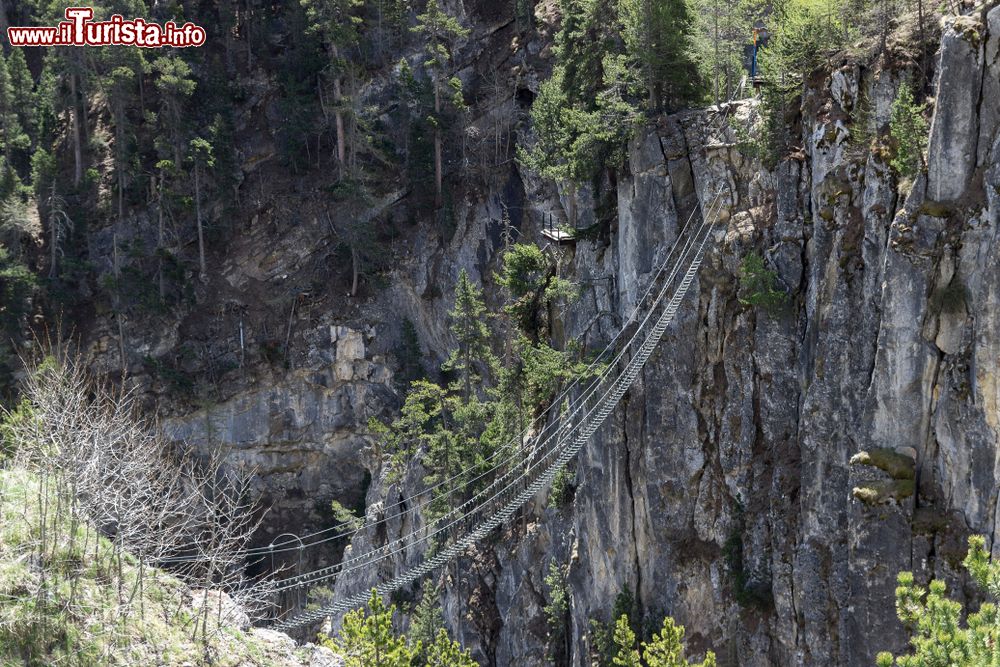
7 8 206 48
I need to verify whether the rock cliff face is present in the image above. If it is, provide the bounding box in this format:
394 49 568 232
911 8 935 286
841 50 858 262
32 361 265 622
328 8 1000 667
67 2 1000 664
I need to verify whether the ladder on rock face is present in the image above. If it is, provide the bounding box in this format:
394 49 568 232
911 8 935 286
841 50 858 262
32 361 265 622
269 190 724 632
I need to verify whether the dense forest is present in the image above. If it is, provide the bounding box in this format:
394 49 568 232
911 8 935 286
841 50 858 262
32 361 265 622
0 0 938 385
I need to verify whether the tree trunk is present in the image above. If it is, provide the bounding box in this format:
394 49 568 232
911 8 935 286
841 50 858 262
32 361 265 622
194 164 207 281
244 0 253 70
434 83 443 208
567 182 577 228
157 171 166 301
713 8 720 105
49 201 58 279
917 0 925 46
350 245 359 296
112 233 127 370
0 1 9 48
70 73 83 187
173 125 182 170
332 47 346 174
334 90 346 169
115 106 125 223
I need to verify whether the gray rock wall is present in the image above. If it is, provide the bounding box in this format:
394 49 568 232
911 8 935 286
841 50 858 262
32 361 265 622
330 9 1000 666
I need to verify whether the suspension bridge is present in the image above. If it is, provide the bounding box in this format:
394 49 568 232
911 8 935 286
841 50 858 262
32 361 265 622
155 101 740 633
269 185 726 631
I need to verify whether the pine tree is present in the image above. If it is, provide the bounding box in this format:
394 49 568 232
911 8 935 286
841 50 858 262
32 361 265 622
877 536 1000 667
31 64 59 151
613 615 642 667
301 0 364 176
425 628 477 667
153 56 196 167
496 243 577 342
612 613 718 667
106 65 136 223
443 269 495 403
155 158 175 302
188 138 215 282
556 0 618 103
5 49 35 156
0 54 30 168
619 0 701 110
643 618 717 667
413 0 469 208
889 80 928 180
329 590 420 667
408 584 445 650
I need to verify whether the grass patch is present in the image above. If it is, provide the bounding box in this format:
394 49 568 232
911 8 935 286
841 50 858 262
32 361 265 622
0 467 299 666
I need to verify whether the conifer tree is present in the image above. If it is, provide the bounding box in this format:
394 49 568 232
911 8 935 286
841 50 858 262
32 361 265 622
520 0 641 225
613 613 718 667
889 80 927 179
155 158 175 301
518 68 597 227
188 138 214 282
876 536 1000 667
330 590 420 667
444 269 495 403
4 49 35 168
613 616 642 667
31 65 59 151
301 0 364 176
0 53 30 168
153 56 196 167
106 65 136 223
408 584 445 649
644 617 717 667
413 0 469 208
619 0 701 110
425 628 477 667
556 0 618 103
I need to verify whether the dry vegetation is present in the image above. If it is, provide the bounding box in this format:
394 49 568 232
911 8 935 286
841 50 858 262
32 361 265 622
0 354 287 665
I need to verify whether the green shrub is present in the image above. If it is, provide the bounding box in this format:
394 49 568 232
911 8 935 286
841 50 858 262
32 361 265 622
738 252 788 314
877 536 1000 666
548 467 576 509
889 81 928 179
544 560 571 662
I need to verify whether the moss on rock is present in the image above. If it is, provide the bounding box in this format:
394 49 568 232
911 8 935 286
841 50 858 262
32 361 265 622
851 479 916 505
850 448 916 480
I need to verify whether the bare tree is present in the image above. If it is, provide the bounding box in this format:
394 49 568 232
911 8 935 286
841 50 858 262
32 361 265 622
44 182 72 279
2 352 272 652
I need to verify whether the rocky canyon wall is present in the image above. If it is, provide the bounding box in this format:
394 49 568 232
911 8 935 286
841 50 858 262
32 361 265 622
331 8 1000 666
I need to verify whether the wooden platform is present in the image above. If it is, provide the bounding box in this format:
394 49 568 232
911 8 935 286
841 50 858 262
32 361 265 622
541 227 576 243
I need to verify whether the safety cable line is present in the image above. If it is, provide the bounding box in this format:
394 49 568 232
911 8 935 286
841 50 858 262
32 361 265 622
272 194 720 630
